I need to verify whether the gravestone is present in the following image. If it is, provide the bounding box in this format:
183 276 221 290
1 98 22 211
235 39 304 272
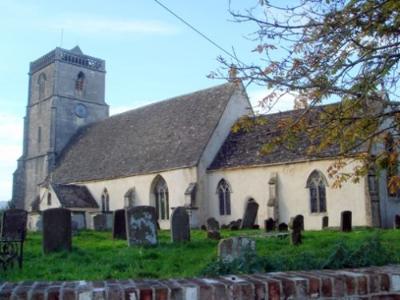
265 218 275 232
394 215 400 229
171 207 190 242
207 230 221 240
322 216 329 229
229 219 241 231
278 223 288 232
125 206 158 246
72 212 86 230
241 199 259 229
200 225 207 231
341 211 352 232
42 208 72 253
112 209 126 239
206 218 220 231
93 214 107 231
291 215 303 245
218 237 256 263
1 209 28 240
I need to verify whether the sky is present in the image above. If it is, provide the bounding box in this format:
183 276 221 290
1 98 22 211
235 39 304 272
0 0 295 203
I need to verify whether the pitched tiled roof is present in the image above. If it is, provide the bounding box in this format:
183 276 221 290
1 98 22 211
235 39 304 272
208 107 346 170
52 184 99 208
52 82 240 183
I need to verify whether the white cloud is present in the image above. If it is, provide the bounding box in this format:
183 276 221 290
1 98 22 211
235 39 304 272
248 88 296 114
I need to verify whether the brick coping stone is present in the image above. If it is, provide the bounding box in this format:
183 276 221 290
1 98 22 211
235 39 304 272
1 265 400 299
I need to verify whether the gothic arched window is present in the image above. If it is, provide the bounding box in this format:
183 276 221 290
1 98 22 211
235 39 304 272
47 192 52 206
217 179 231 215
124 187 135 208
101 188 110 212
153 176 169 220
75 71 85 92
38 73 46 100
306 170 327 213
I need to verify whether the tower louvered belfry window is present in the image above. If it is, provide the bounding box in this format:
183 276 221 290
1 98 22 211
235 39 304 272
75 71 85 92
38 73 46 100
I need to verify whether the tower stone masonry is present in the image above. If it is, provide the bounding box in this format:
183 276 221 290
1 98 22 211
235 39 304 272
12 46 109 210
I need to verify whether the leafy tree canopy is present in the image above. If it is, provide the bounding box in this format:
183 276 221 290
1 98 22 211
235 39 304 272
220 0 400 190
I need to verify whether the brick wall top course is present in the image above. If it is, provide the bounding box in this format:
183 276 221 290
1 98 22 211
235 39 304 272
1 265 400 299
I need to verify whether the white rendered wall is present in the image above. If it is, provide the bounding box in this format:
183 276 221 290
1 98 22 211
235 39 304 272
196 83 253 227
207 159 368 230
77 167 197 229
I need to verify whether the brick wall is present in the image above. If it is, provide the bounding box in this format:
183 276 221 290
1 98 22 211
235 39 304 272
1 265 400 299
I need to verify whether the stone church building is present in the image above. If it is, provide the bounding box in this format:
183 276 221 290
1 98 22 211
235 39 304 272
12 47 400 230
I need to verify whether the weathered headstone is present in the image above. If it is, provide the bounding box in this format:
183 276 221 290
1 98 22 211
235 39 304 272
42 208 72 253
71 212 86 230
207 230 221 240
278 223 288 232
229 219 241 231
206 218 220 231
265 218 275 232
291 215 303 245
200 225 207 231
171 207 190 242
394 215 400 229
125 206 158 246
218 237 256 263
93 214 107 231
112 209 126 239
341 211 352 232
1 209 28 240
241 199 259 229
322 216 329 229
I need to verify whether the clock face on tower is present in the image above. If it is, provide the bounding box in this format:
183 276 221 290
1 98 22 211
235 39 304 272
74 103 88 118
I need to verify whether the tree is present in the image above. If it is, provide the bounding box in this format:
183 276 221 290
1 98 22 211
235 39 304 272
219 0 400 190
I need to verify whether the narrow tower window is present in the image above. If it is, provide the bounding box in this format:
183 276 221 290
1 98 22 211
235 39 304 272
75 71 85 91
38 73 46 100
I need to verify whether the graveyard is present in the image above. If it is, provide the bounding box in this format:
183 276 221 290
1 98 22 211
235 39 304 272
2 227 400 281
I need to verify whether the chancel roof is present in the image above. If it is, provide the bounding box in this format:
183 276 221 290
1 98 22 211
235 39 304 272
209 107 349 171
52 184 99 209
52 82 239 183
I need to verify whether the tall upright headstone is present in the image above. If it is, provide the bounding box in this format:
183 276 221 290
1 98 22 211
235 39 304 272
1 209 28 240
291 215 303 245
265 218 275 232
125 206 158 246
394 215 400 229
171 207 190 242
322 216 329 229
241 199 259 229
113 209 126 239
341 211 352 232
42 208 72 253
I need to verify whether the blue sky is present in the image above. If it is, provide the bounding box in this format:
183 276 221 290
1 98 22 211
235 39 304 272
0 0 294 203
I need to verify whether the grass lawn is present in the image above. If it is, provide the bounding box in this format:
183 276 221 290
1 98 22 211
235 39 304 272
2 228 400 281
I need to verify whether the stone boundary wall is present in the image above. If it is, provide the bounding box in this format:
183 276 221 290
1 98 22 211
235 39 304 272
2 265 400 299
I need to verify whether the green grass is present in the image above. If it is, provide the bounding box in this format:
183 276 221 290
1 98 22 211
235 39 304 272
2 228 400 281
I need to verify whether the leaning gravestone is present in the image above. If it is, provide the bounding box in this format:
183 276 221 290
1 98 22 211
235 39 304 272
113 209 126 239
171 207 190 242
278 223 288 232
1 209 28 240
206 218 220 231
394 215 400 229
241 199 259 229
125 206 158 246
291 215 303 245
218 237 256 263
322 216 329 229
341 211 352 232
93 214 107 231
265 218 275 232
42 208 72 254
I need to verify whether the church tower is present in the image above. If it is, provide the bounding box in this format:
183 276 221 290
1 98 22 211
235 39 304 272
12 46 109 210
